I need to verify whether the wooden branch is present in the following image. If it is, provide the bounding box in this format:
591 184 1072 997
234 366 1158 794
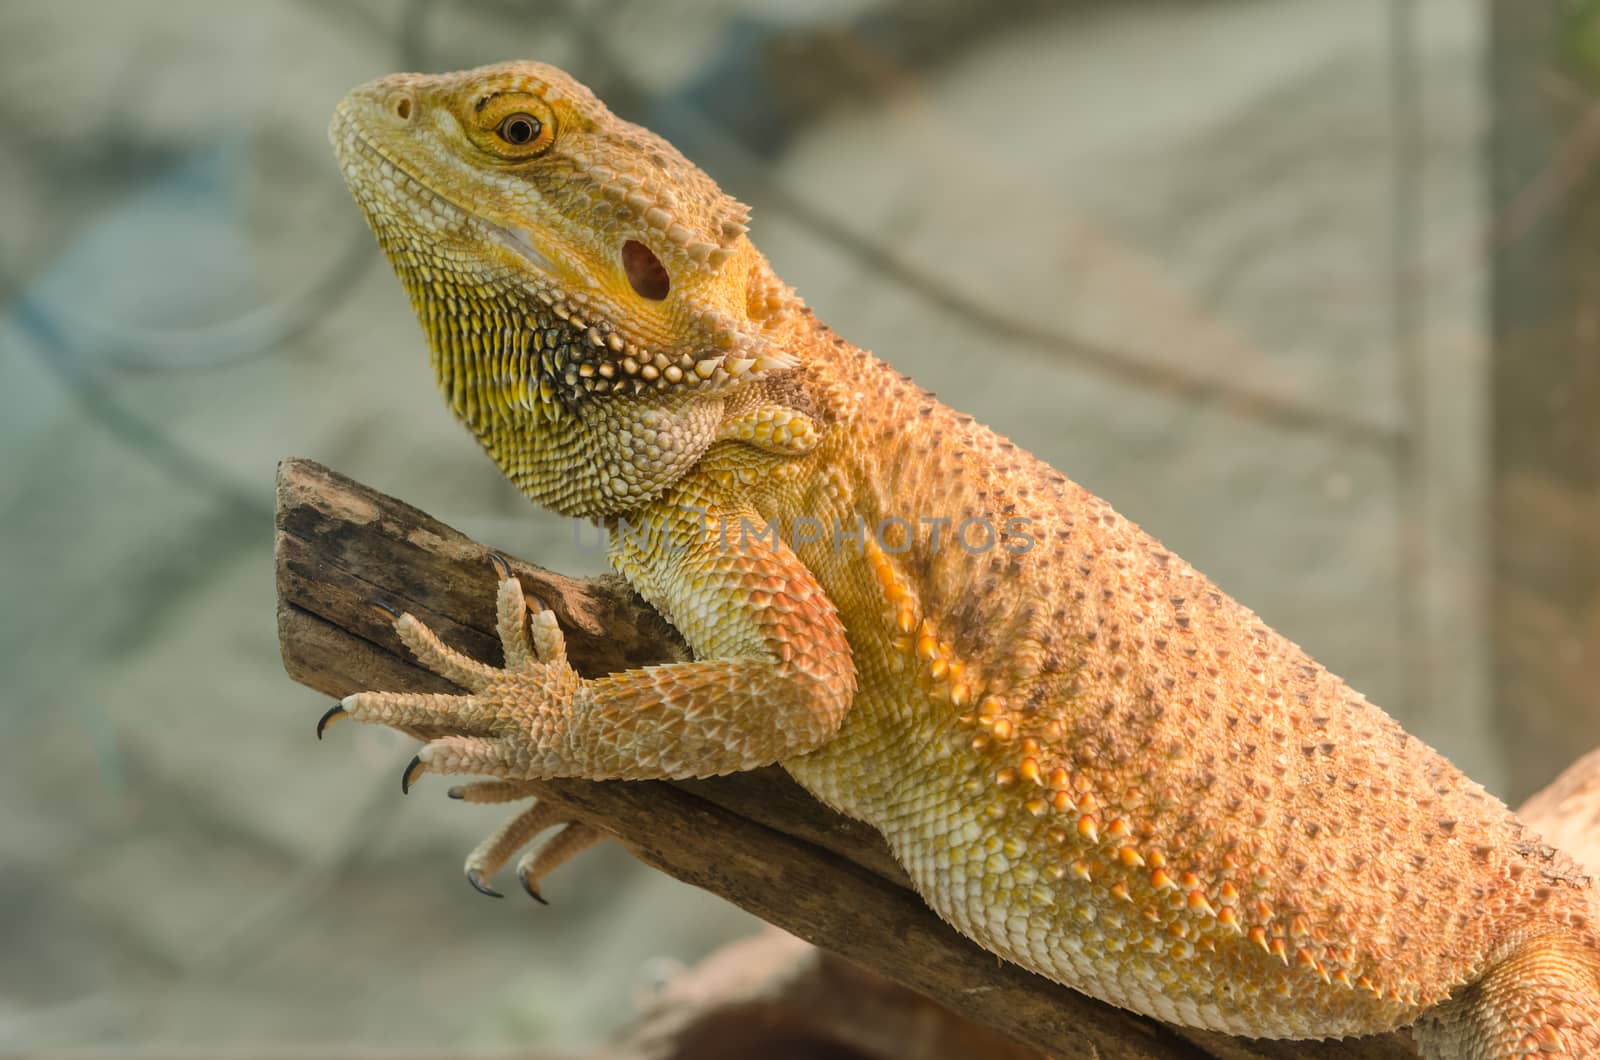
591 928 1049 1060
1518 747 1600 874
275 457 1590 1060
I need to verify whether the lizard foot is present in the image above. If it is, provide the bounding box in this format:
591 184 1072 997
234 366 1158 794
320 554 579 781
320 555 603 901
449 781 604 903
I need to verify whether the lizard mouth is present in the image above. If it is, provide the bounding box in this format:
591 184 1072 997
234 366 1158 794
487 223 560 277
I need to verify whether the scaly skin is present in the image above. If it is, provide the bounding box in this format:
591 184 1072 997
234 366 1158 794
325 62 1600 1056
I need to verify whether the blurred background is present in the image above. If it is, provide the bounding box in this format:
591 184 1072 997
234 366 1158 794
2 0 1596 1055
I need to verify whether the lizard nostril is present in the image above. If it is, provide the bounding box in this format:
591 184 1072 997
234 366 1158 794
622 240 670 301
393 95 413 121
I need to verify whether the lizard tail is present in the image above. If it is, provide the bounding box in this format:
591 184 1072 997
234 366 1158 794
1411 932 1600 1059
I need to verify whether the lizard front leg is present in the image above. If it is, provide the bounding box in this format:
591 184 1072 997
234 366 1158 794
321 494 856 893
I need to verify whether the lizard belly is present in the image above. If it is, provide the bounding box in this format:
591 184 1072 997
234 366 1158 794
785 706 1420 1039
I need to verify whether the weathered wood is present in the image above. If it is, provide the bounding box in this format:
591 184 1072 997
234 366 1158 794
275 457 1585 1060
1518 746 1600 874
591 929 1048 1060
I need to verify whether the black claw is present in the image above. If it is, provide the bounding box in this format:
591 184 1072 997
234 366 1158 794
401 754 425 794
316 703 346 740
447 786 465 800
527 594 548 614
518 867 550 906
366 597 402 620
488 552 512 580
466 868 504 899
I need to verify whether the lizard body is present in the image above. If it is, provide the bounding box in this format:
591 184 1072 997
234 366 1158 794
326 62 1600 1056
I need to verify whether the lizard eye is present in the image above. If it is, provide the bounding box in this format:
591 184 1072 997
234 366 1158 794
497 114 542 145
476 95 555 159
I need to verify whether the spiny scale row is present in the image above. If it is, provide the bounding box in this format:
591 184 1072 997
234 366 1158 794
511 292 788 404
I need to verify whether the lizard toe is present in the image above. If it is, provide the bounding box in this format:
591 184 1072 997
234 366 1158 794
365 597 402 620
400 753 426 794
461 797 583 903
315 702 346 740
514 821 605 906
465 867 504 899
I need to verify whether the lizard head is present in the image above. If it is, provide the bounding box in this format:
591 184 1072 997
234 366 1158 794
330 61 800 516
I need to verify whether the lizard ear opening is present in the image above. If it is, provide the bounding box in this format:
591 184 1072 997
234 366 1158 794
622 240 670 301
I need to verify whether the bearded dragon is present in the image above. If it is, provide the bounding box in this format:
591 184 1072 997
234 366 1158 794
322 61 1600 1057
